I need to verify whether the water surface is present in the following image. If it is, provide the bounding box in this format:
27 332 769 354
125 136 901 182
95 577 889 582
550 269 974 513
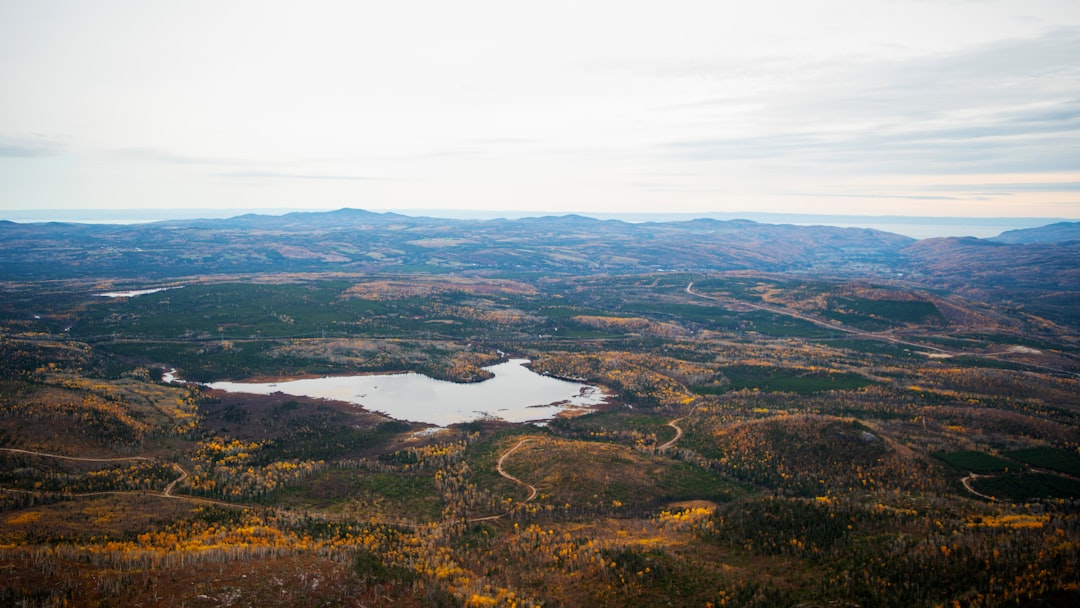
96 286 181 298
205 359 608 426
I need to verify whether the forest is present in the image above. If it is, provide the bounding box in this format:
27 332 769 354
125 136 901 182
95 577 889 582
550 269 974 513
1 257 1079 606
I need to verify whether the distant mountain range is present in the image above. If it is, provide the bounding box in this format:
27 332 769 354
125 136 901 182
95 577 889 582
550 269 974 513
0 208 913 278
2 208 1067 239
2 209 1078 325
990 222 1080 244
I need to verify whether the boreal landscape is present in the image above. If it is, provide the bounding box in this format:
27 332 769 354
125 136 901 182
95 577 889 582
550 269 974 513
1 209 1079 607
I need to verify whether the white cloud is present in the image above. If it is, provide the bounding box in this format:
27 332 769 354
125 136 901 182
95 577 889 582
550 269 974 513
0 135 66 157
1 0 1078 216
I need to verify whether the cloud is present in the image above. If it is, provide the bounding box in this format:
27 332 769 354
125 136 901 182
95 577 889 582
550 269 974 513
657 28 1080 174
793 192 964 201
0 135 65 157
664 124 1079 173
929 182 1080 193
108 148 381 183
216 171 376 181
808 28 1080 124
111 147 249 166
2 2 1077 217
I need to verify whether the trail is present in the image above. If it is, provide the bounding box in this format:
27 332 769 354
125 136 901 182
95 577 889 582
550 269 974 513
687 281 1080 378
658 405 697 452
0 485 247 509
0 447 151 462
162 463 188 497
0 448 244 509
685 282 950 353
496 438 538 503
468 437 538 522
960 473 996 501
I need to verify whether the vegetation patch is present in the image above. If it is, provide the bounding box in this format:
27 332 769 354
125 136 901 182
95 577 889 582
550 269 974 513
499 438 738 512
693 365 875 394
549 410 677 447
1005 446 1080 476
824 296 944 329
269 468 443 523
687 415 940 495
970 472 1080 500
933 450 1015 474
3 266 1080 607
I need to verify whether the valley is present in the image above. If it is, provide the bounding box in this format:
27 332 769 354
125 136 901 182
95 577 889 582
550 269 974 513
1 211 1079 607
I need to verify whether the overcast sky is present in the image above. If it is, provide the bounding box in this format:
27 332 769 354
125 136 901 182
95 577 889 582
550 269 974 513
2 0 1078 218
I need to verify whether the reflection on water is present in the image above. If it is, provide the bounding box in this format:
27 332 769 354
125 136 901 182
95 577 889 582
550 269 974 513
205 359 609 425
96 286 182 298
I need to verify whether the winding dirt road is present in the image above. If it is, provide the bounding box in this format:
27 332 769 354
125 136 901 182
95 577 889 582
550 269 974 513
468 437 539 522
685 281 1080 379
686 282 951 353
162 463 189 497
496 438 538 503
658 406 697 452
0 447 243 508
960 473 997 501
0 447 151 462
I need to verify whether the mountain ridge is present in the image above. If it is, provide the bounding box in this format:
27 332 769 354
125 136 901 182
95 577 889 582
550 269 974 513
2 208 1077 327
990 221 1080 244
0 208 915 279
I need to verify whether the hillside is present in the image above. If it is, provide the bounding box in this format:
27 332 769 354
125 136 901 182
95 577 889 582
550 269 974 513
0 209 913 279
5 209 1079 334
2 211 1079 607
901 236 1080 329
991 221 1080 244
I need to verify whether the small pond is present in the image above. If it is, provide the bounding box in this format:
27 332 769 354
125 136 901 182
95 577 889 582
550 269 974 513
201 359 609 426
96 286 181 298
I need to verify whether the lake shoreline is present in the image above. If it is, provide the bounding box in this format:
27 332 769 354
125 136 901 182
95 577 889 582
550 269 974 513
170 359 613 426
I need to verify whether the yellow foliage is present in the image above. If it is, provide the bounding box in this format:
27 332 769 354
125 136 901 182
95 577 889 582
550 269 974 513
5 511 42 525
968 514 1049 530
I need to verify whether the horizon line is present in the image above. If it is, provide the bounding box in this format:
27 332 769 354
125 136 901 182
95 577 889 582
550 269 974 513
0 207 1074 223
2 207 1073 241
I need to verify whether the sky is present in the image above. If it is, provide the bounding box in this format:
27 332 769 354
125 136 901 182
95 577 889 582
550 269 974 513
1 0 1079 220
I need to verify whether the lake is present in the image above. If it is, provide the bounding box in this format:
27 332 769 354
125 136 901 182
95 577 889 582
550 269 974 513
96 286 181 298
202 358 609 426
